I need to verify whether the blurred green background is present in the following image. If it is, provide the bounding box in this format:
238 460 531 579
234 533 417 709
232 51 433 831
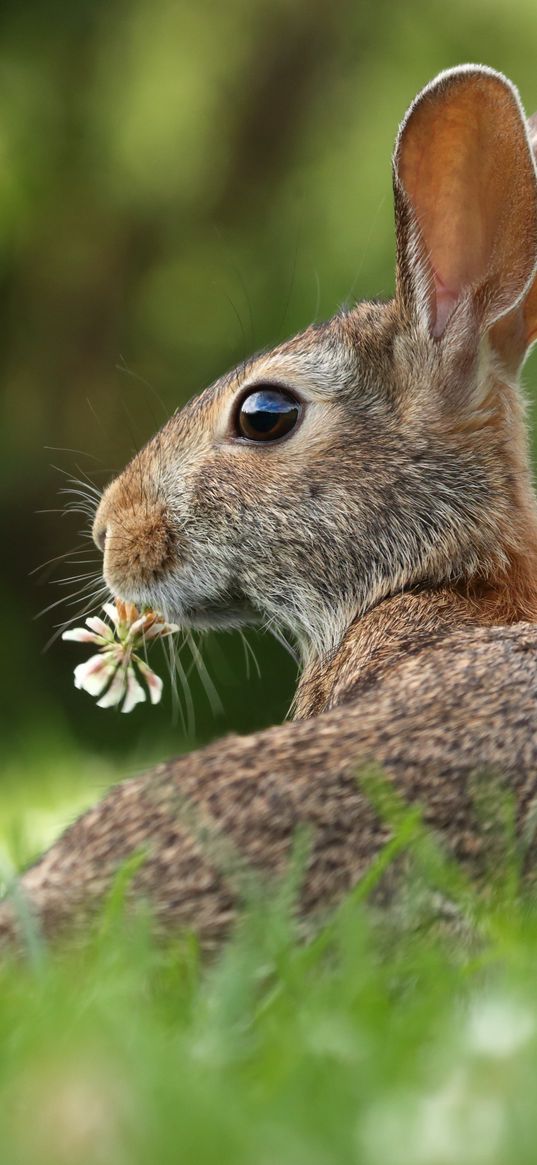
2 0 537 852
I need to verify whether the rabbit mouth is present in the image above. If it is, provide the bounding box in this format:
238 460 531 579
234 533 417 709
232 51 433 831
119 579 259 631
105 570 259 631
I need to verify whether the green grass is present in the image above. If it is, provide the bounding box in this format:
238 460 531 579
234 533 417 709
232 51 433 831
2 766 537 1164
0 744 122 880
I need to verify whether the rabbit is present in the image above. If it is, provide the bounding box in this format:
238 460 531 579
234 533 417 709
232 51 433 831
3 63 537 952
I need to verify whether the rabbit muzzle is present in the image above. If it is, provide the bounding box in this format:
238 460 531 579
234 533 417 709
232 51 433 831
93 487 179 598
92 462 258 630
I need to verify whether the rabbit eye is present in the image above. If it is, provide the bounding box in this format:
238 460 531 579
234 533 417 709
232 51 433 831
236 387 301 443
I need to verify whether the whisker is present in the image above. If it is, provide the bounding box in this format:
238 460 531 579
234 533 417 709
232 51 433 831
60 481 101 499
263 616 299 665
49 463 97 487
36 507 93 516
239 629 261 681
56 571 103 586
29 545 96 577
167 636 196 737
85 396 110 442
116 355 170 422
42 586 111 652
60 496 99 515
44 446 102 461
212 226 256 349
68 466 103 496
186 632 223 716
219 288 248 350
35 577 106 620
163 635 183 731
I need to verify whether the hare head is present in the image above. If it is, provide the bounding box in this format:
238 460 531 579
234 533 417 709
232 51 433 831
93 66 537 663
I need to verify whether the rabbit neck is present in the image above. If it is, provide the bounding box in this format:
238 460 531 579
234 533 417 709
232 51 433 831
292 342 537 720
292 564 537 720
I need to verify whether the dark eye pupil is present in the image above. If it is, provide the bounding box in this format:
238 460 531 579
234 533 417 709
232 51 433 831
237 388 300 442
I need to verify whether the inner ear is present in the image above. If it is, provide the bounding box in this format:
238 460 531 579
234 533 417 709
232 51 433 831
394 67 537 339
522 112 537 349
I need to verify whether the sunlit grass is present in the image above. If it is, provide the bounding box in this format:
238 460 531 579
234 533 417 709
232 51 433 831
2 771 537 1164
0 744 118 873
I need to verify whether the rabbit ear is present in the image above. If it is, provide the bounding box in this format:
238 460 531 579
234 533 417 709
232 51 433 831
521 112 537 350
393 66 537 343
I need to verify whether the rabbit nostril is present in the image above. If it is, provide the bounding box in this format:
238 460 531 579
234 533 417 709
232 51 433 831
94 522 108 554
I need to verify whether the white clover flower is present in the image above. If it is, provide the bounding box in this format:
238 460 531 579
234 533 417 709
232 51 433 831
360 1073 504 1165
62 600 179 713
359 992 537 1165
465 995 536 1059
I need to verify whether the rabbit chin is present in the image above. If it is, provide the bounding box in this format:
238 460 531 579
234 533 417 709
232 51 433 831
171 601 260 632
109 580 259 632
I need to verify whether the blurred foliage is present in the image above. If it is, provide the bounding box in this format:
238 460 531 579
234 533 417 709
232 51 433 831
3 819 537 1164
2 0 537 789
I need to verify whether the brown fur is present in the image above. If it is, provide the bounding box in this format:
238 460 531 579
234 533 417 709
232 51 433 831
3 618 537 952
4 65 537 952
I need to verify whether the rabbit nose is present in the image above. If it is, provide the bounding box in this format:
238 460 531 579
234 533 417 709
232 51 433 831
93 519 108 553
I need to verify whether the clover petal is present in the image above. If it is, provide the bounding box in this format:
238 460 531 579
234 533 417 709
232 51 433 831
96 666 128 709
125 614 153 644
74 653 116 697
102 601 121 629
64 598 178 712
142 620 181 641
62 627 104 644
122 668 147 714
86 615 115 642
136 658 164 705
